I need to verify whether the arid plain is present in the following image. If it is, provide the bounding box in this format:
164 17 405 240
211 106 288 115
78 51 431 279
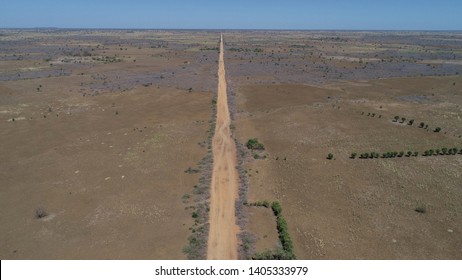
1 29 461 259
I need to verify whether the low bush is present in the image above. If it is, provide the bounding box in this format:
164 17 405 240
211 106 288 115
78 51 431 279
246 138 265 150
35 208 48 219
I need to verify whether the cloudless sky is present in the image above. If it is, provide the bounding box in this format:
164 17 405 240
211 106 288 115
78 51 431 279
1 0 461 30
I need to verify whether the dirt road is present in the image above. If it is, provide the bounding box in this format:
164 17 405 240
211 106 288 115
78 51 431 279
206 34 239 260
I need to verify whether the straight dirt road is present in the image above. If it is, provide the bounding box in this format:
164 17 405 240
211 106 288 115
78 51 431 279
206 34 239 260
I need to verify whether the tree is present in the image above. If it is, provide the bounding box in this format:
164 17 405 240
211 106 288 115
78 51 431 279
393 116 399 122
400 117 406 123
327 153 334 160
413 151 419 157
408 119 414 125
350 153 357 159
246 138 265 150
406 151 413 157
419 122 425 128
398 151 404 157
441 148 448 155
434 127 441 132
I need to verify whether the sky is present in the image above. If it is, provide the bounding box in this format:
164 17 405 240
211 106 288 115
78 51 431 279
1 0 461 30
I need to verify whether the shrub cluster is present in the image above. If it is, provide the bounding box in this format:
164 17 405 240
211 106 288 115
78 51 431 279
272 202 295 259
393 116 445 132
392 116 415 125
354 151 419 159
361 112 381 118
423 147 460 156
246 138 265 150
350 147 461 159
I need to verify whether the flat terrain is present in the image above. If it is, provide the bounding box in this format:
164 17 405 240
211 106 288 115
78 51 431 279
0 29 218 259
227 31 462 259
1 29 461 259
207 34 239 260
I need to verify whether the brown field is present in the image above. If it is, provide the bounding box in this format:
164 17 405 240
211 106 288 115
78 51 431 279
0 29 218 259
1 29 461 259
227 31 462 259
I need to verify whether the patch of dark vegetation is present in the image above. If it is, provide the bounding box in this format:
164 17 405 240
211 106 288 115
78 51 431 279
423 147 460 156
348 147 460 159
182 224 208 260
253 153 267 160
247 200 270 208
415 205 427 214
251 248 295 260
246 138 265 150
35 208 48 219
92 56 121 63
391 115 453 135
200 47 219 51
184 167 200 174
361 112 381 118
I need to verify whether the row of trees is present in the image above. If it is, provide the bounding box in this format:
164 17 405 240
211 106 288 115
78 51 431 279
361 112 382 118
393 116 442 132
423 147 460 156
347 147 461 159
272 201 295 260
351 151 419 159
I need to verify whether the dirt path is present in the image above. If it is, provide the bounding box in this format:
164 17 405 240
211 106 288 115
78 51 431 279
206 34 239 260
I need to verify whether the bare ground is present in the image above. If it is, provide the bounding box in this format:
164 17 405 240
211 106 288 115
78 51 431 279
206 34 239 260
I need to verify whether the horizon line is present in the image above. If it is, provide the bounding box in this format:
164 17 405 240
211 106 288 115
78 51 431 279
1 27 462 33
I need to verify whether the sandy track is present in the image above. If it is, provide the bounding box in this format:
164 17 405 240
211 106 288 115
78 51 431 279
206 34 239 260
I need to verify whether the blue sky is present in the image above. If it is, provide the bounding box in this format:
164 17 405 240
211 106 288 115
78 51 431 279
1 0 461 30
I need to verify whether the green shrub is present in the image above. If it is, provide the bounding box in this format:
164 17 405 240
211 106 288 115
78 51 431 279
327 153 334 160
251 249 295 260
276 216 293 253
415 205 426 214
271 201 282 216
184 167 199 174
246 138 265 150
